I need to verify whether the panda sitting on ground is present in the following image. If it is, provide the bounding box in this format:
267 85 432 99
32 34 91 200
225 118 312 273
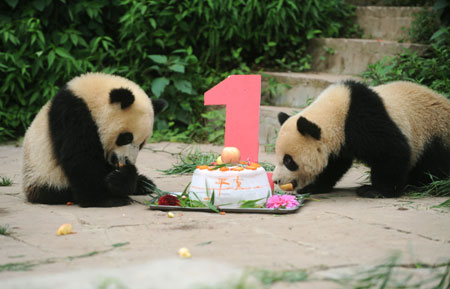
23 72 167 207
273 80 450 198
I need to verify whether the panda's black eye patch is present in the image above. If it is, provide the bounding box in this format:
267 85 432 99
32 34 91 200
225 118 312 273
283 154 299 171
116 132 133 146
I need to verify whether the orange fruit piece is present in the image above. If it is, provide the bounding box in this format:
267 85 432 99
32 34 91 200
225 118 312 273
208 166 216 171
219 167 229 171
231 167 244 171
279 183 294 191
196 165 209 170
240 161 248 165
250 162 261 167
246 166 257 170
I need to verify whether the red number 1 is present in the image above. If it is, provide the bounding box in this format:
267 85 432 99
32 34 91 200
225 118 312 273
204 75 261 162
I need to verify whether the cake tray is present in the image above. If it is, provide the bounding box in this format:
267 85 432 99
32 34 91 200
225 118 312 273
148 194 305 214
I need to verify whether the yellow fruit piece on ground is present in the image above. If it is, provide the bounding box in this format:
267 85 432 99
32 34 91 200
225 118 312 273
56 223 73 235
178 247 192 258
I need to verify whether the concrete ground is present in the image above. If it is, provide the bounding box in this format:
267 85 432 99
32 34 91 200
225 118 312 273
0 142 449 288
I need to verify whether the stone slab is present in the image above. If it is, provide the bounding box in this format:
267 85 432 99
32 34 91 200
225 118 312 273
309 38 429 75
356 6 424 41
0 143 448 288
262 72 361 108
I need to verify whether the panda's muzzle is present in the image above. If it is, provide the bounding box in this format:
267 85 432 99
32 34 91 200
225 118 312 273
108 144 139 167
108 152 134 168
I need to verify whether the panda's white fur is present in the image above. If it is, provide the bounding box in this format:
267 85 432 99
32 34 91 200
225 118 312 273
23 103 69 191
373 82 450 165
67 73 154 164
23 72 164 207
273 80 450 197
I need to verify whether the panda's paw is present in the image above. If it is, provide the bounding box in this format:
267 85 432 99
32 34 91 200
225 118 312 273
357 185 402 198
356 185 386 198
134 175 156 195
106 164 138 196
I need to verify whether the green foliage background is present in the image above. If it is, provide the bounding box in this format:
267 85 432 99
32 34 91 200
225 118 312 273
0 0 357 142
363 0 450 99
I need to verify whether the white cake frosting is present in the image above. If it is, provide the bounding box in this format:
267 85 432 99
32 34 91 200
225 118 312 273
189 166 271 208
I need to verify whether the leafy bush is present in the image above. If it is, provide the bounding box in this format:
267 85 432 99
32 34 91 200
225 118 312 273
0 0 357 142
363 6 450 99
407 8 440 44
362 38 450 98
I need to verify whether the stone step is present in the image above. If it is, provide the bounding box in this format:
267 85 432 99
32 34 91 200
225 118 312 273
346 0 385 5
309 38 429 75
262 72 360 108
259 105 298 146
356 6 424 41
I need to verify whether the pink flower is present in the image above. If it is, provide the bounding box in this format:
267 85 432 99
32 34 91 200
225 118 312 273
266 195 299 209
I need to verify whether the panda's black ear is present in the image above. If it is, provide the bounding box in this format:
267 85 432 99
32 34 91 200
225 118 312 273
297 116 321 140
110 88 135 109
278 112 290 125
152 99 168 114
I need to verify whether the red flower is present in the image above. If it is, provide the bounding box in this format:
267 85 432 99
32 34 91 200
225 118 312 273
158 194 181 206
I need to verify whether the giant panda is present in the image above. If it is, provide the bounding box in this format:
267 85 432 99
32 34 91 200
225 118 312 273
273 80 450 198
23 72 167 207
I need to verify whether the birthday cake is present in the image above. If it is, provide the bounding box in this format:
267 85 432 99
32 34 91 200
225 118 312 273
189 147 272 208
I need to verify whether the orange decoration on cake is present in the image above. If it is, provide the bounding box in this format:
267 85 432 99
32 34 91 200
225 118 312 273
245 166 257 170
196 165 209 170
219 167 230 171
231 166 244 171
250 162 261 167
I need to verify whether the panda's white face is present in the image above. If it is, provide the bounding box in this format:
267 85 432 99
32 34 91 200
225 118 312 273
67 73 156 168
108 131 149 166
272 114 328 191
272 84 351 191
102 87 154 167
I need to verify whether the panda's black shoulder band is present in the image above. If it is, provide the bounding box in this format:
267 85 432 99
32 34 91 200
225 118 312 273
110 88 135 109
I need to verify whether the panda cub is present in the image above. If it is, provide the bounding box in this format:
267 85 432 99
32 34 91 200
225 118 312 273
23 72 166 207
273 80 450 198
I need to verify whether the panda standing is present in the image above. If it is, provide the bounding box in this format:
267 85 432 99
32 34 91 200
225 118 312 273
23 73 166 207
273 80 450 197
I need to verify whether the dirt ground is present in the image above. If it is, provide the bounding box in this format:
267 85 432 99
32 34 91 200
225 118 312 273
0 142 449 289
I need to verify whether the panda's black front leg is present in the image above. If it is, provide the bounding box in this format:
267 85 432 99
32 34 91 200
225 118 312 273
297 154 354 195
105 164 157 196
105 164 138 196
